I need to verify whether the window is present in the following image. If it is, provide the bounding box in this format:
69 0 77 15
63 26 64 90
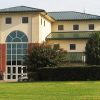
22 17 28 23
53 44 60 50
44 20 45 26
41 18 42 25
73 25 79 30
58 25 64 30
89 24 94 30
5 17 12 24
70 44 76 50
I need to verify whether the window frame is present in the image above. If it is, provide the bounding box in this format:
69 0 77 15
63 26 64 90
22 17 28 23
70 44 76 50
58 25 64 30
73 25 79 30
89 24 94 30
5 17 12 24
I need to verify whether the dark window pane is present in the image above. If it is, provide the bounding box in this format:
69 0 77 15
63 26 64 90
58 25 64 30
22 17 28 23
13 38 21 42
17 31 24 38
13 67 16 73
7 55 11 60
12 61 16 65
7 67 11 73
13 75 16 79
7 75 11 79
18 67 21 73
17 60 21 65
23 44 28 48
89 24 94 30
17 44 22 48
6 17 12 24
17 55 23 59
7 50 11 54
12 55 16 59
23 67 27 73
6 36 12 42
22 36 28 42
7 44 11 48
7 61 11 65
70 44 76 50
17 49 22 54
73 25 79 30
12 44 16 48
10 32 16 38
23 49 27 54
12 49 16 54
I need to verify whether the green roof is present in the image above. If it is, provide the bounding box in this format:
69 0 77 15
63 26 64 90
0 6 45 13
46 32 94 40
48 11 100 20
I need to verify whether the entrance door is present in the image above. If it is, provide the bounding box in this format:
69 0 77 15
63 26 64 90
5 31 28 81
7 66 27 80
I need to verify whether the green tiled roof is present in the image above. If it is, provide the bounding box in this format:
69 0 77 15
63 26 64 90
65 52 85 62
48 11 100 20
0 6 45 13
46 32 94 40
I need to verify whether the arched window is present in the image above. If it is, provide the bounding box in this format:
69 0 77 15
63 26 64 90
6 31 28 65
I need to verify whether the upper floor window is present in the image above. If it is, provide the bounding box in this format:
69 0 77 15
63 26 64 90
5 17 12 24
73 25 79 30
22 17 28 23
70 44 76 50
89 24 94 30
41 18 42 25
44 20 45 26
58 25 64 30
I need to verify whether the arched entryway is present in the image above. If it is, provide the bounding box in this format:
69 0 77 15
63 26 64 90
5 31 28 80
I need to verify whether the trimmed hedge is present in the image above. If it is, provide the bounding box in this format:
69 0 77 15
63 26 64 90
37 66 100 81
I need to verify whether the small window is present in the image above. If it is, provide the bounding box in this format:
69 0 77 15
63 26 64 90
53 44 60 50
73 25 79 30
58 25 64 30
5 17 12 24
44 20 45 26
22 17 28 23
70 44 76 50
41 18 42 25
89 24 94 30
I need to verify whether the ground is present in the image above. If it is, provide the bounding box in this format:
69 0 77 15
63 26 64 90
0 81 100 100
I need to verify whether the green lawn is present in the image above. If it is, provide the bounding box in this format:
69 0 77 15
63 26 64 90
0 81 100 100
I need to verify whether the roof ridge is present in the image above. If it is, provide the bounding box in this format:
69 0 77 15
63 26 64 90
0 5 44 10
48 11 100 17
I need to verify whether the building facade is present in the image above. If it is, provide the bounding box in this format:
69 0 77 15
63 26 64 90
0 6 100 81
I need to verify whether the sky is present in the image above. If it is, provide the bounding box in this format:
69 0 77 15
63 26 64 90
0 0 100 15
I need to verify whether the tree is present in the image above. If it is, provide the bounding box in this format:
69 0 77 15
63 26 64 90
24 43 66 80
85 32 100 65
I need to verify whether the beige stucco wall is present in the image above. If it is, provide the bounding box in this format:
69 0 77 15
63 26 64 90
39 15 51 43
51 20 100 32
47 39 87 52
0 13 52 43
0 13 34 43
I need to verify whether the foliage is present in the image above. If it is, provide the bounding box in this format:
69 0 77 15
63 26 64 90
24 43 66 72
85 32 100 65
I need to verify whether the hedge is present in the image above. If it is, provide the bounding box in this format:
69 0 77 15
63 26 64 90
37 66 100 81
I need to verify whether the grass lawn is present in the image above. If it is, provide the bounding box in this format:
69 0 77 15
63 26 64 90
0 81 100 100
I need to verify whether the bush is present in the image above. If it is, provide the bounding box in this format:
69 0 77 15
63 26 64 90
85 32 100 65
24 43 66 81
38 66 100 81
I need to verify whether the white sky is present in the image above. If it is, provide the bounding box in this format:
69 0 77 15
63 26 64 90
0 0 100 15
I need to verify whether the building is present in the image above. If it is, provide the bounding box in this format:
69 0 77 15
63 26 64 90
0 6 100 81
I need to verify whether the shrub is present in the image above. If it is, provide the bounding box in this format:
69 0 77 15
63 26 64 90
85 32 100 65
